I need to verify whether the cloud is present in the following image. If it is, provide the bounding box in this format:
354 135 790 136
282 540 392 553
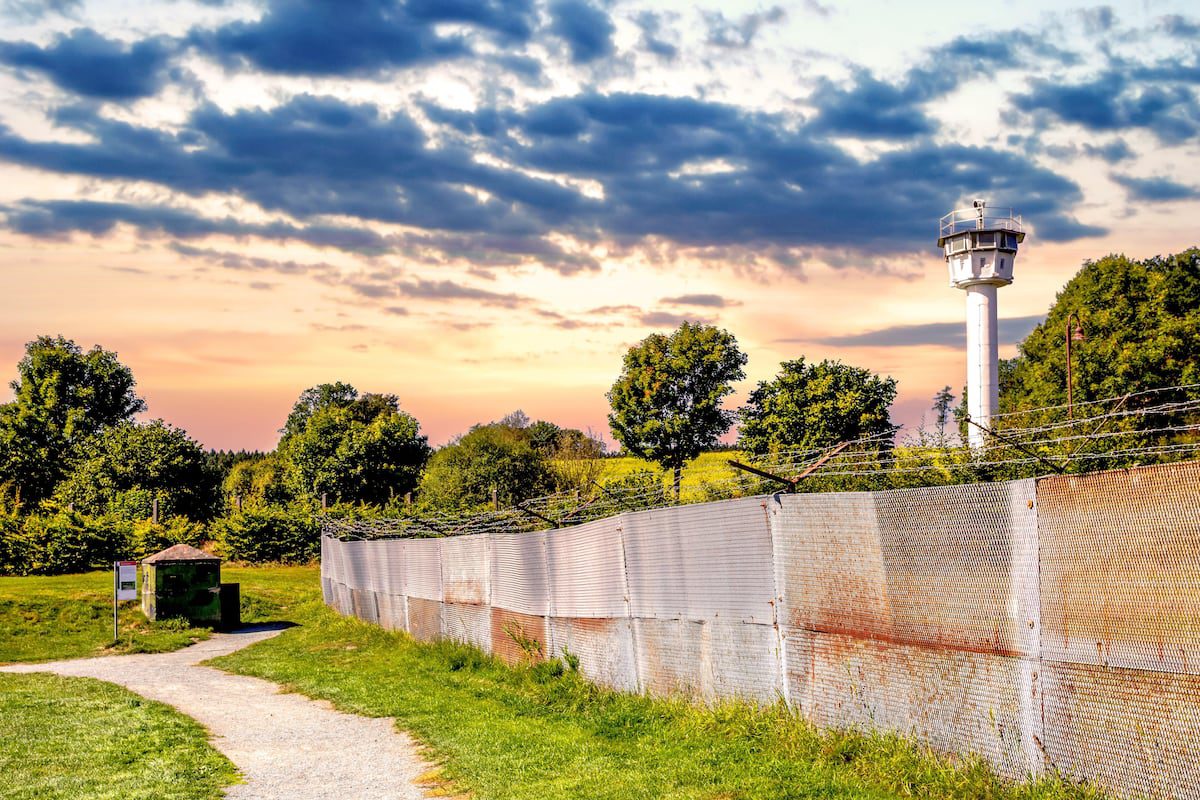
1 199 391 252
187 0 537 76
1082 139 1134 163
547 0 615 64
397 278 529 308
702 6 786 49
1078 6 1116 35
1012 70 1200 144
1160 14 1200 38
813 315 1043 349
639 310 711 327
1111 173 1200 202
0 29 177 100
1 0 80 23
632 11 677 60
660 293 738 308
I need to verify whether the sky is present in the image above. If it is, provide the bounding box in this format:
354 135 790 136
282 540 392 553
0 0 1197 451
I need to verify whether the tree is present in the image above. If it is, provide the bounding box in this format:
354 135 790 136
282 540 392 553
0 336 145 504
278 387 430 505
738 357 898 456
418 421 555 510
608 322 747 495
223 453 292 508
1000 249 1200 414
932 386 956 444
53 420 221 521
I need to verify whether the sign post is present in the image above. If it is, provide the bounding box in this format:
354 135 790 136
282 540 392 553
113 561 137 642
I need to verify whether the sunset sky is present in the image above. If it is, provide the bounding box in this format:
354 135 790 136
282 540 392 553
1 0 1197 451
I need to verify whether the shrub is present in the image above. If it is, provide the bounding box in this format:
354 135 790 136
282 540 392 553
16 510 131 575
212 505 320 564
128 517 207 560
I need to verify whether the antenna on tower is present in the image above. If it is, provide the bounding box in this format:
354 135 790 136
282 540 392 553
938 202 1025 448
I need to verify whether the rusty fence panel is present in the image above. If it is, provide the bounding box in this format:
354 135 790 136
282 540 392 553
441 534 491 652
545 517 637 690
489 532 549 663
770 479 1043 779
1037 463 1200 799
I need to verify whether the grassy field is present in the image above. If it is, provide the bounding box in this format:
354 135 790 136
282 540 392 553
0 672 238 799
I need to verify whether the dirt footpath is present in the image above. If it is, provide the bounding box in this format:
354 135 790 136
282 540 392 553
2 626 432 799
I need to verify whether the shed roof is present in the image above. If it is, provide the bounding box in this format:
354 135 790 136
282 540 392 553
143 544 221 564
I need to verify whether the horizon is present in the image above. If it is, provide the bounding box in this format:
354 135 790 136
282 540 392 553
1 0 1197 451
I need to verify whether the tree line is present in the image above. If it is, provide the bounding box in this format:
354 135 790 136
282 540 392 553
1 246 1196 574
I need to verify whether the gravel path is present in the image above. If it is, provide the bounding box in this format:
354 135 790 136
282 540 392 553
2 625 432 800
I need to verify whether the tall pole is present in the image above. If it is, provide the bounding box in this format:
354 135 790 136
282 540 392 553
1066 311 1082 419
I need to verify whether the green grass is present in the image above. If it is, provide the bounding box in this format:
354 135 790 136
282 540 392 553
0 672 238 800
207 567 1107 800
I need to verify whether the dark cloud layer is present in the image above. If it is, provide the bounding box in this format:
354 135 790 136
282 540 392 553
188 0 537 76
0 29 177 99
815 315 1043 349
547 0 615 64
1112 174 1200 202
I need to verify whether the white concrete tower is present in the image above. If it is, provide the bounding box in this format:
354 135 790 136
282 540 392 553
938 201 1025 448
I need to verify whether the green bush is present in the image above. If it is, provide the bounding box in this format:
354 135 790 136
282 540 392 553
128 517 207 560
212 505 319 564
14 511 132 575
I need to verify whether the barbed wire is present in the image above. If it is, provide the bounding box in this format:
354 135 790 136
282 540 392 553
322 383 1200 541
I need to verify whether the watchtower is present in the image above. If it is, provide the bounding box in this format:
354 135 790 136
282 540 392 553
938 201 1025 448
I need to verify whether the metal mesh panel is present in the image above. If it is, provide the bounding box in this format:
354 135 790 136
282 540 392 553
623 497 774 623
1038 463 1200 673
404 539 443 601
785 629 1041 779
490 533 549 616
375 592 407 632
491 608 548 665
406 597 442 642
441 534 489 605
443 602 491 653
772 480 1040 656
1041 661 1200 800
633 618 782 702
546 517 627 618
549 617 638 692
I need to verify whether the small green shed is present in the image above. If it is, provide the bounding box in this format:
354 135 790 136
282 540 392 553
142 544 222 624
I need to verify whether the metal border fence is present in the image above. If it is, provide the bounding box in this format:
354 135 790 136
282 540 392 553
320 460 1200 799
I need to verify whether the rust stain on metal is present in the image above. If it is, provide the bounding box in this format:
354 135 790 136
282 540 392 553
490 608 548 666
1038 462 1200 673
407 597 442 642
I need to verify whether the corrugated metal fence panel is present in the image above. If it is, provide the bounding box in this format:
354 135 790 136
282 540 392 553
549 617 638 692
443 602 492 653
407 597 442 642
404 538 443 601
546 517 627 618
787 629 1037 779
375 592 407 632
623 497 774 624
377 539 406 596
773 480 1040 657
441 534 490 605
490 532 549 616
632 618 781 702
360 541 393 593
1038 462 1200 673
341 541 372 591
1041 661 1200 800
492 608 548 665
